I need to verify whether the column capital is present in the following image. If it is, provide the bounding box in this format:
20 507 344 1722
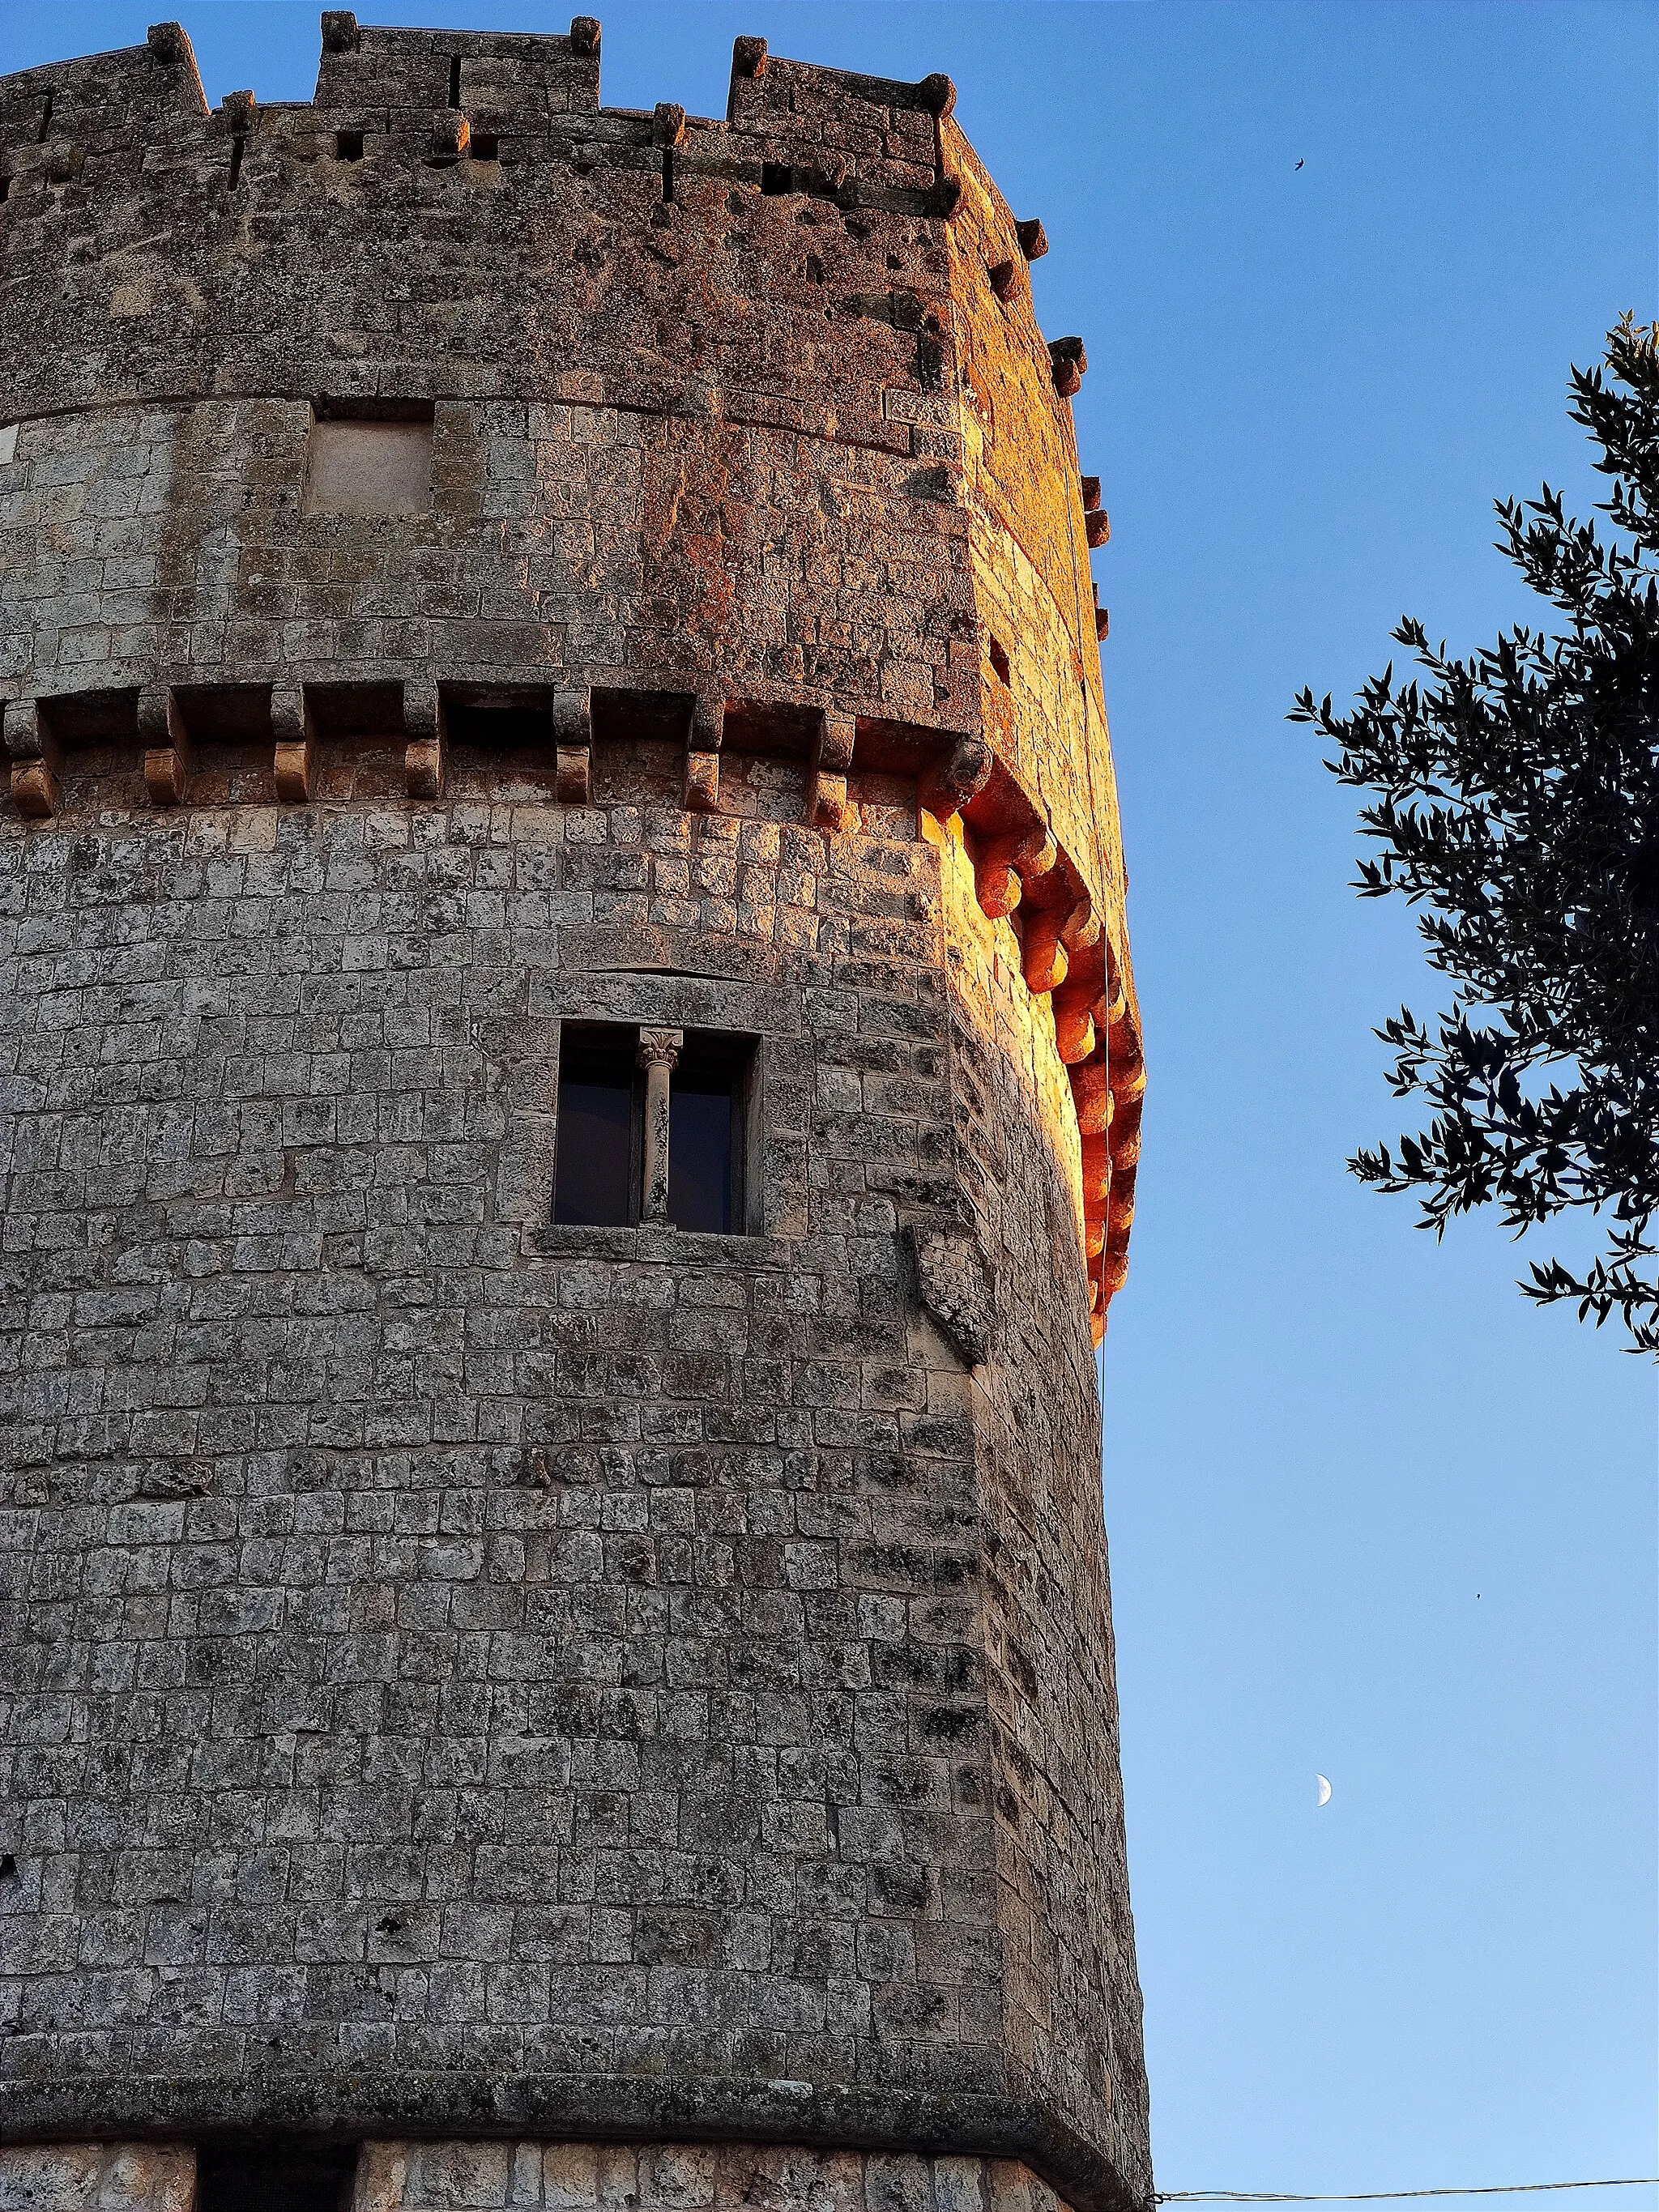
637 1027 683 1070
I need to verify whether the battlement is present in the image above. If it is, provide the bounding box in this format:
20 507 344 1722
0 19 959 215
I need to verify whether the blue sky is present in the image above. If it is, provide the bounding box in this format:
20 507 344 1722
8 1 1656 2199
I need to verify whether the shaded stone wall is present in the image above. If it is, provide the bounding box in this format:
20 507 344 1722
0 18 1148 2212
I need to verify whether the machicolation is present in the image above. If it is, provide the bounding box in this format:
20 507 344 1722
0 15 1149 2212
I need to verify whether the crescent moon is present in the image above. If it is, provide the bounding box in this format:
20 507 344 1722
1316 1774 1332 1807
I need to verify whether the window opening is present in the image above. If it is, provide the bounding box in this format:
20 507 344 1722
660 143 676 202
471 132 499 161
36 91 53 142
668 1044 741 1234
228 133 245 189
988 637 1011 687
552 1025 753 1234
761 162 792 195
448 55 463 106
553 1029 638 1228
0 177 11 203
196 2141 358 2212
335 129 364 160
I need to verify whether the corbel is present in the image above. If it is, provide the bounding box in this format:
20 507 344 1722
1048 336 1088 399
1051 978 1097 1067
140 688 191 807
219 88 256 132
684 693 723 814
652 102 686 147
1071 1055 1112 1138
552 685 592 805
6 700 59 820
806 708 855 832
1021 909 1069 995
918 733 992 823
1109 1035 1146 1110
272 688 316 802
404 684 444 799
1084 1218 1107 1262
569 16 601 56
1022 895 1092 996
1081 1131 1111 1210
1015 217 1048 262
973 819 1056 920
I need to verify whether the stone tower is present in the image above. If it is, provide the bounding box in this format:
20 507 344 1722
0 19 1149 2212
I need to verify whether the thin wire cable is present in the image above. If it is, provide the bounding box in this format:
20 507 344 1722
1156 2184 1658 2204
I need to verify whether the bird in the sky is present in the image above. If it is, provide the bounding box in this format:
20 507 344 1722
1295 158 1305 169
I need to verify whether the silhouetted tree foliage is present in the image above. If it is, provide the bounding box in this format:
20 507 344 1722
1292 316 1659 1349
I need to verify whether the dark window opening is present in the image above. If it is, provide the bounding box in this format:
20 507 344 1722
447 55 463 107
228 133 245 189
761 162 792 195
660 143 676 202
668 1038 747 1234
335 130 364 160
0 177 11 203
471 132 499 161
553 1025 754 1234
196 2141 358 2212
553 1028 640 1228
37 91 53 142
988 638 1011 687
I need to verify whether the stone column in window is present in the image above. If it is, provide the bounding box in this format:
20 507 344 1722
637 1028 683 1224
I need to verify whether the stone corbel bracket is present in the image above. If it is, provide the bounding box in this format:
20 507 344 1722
684 693 723 814
4 700 60 820
806 707 855 831
552 686 593 805
906 1222 996 1370
272 688 317 801
404 684 445 799
140 688 190 806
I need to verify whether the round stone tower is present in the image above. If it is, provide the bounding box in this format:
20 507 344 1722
0 19 1149 2212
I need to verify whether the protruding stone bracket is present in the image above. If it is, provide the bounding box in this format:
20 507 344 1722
919 734 992 823
272 688 316 803
906 1223 995 1369
652 102 686 147
973 820 1056 920
1016 216 1049 262
638 1027 682 1225
140 688 191 808
5 699 59 820
1049 335 1088 399
404 684 444 799
552 686 593 805
684 693 723 814
806 708 855 831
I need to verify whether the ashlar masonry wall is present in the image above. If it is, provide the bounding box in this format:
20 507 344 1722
0 18 1149 2212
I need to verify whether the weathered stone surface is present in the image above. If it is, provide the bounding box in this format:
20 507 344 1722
907 1225 996 1369
0 2146 194 2212
0 18 1147 2212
